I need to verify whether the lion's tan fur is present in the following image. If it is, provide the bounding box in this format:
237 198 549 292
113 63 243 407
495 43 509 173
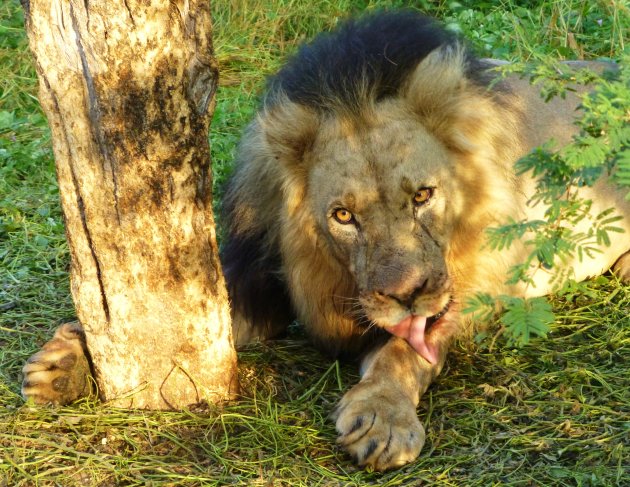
235 48 630 470
228 48 630 352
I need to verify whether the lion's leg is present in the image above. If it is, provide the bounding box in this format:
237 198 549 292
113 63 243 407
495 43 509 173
613 250 630 283
22 322 93 405
333 335 449 471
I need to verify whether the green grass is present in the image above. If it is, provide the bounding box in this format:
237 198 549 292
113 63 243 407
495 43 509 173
1 0 629 485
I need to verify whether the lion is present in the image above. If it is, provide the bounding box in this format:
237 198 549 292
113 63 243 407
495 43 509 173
22 10 630 471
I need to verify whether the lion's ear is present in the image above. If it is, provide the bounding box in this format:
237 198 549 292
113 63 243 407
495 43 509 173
258 95 320 165
404 45 468 119
404 46 502 153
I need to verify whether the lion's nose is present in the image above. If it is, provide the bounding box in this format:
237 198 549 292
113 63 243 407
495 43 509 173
377 277 429 309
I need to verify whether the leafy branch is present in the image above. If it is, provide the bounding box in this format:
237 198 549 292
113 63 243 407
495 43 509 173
467 54 630 346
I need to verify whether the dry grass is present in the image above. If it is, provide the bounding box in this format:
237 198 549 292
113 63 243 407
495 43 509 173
1 0 628 485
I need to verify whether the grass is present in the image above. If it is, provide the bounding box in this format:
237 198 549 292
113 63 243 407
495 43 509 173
1 0 629 485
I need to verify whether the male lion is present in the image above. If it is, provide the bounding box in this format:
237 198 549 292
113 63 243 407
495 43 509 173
23 11 630 471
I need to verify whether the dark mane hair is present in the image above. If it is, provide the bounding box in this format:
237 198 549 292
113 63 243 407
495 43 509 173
265 10 472 113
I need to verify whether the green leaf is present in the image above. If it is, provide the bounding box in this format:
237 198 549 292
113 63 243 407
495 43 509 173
500 297 554 347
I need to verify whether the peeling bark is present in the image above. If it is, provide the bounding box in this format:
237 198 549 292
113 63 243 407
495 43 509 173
23 0 238 409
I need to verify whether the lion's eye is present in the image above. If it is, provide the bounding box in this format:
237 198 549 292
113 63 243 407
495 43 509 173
333 208 354 224
413 187 433 206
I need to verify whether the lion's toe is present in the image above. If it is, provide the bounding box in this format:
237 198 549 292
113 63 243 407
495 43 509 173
22 323 92 405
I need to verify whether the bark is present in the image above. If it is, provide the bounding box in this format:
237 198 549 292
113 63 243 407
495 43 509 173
22 0 238 409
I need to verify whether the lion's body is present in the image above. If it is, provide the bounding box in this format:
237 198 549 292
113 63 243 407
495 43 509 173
223 13 629 352
221 11 630 469
23 10 630 472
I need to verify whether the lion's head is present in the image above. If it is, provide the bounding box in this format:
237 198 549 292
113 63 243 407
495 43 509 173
225 12 523 359
253 46 522 361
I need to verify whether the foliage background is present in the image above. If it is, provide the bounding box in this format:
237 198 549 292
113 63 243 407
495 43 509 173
1 0 628 485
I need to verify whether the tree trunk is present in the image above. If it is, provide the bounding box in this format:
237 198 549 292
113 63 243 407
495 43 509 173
22 0 238 409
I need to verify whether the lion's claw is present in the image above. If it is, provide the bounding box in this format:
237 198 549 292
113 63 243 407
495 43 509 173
22 323 92 405
333 382 425 471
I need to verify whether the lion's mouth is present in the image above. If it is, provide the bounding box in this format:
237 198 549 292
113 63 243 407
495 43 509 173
426 301 450 331
385 301 451 365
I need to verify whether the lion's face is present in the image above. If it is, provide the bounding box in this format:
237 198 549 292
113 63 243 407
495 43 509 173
306 101 456 335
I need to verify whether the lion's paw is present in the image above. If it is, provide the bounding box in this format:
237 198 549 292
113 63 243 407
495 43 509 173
333 381 425 471
22 323 92 405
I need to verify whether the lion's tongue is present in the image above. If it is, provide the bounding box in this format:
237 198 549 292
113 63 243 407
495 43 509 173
386 315 438 364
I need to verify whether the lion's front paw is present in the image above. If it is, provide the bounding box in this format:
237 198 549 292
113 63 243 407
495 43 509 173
333 381 425 471
22 323 92 405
